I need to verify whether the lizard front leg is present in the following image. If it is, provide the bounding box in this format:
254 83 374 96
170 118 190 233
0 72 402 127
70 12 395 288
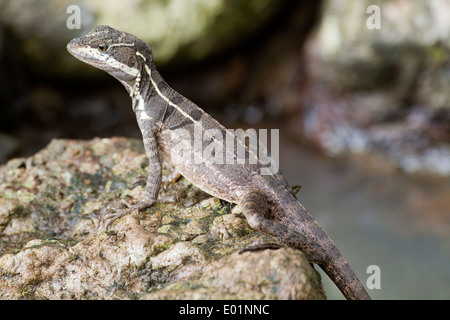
240 191 326 263
103 130 161 229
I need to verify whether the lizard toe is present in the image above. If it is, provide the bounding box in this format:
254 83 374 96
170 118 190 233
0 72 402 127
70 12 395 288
103 207 135 229
103 198 156 229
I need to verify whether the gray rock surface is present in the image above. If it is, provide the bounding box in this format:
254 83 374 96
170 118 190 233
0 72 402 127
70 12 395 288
0 138 325 299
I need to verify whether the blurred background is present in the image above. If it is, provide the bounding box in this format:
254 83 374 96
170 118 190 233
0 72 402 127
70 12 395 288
0 0 449 299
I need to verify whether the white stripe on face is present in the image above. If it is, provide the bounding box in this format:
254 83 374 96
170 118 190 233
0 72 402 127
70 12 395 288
70 45 140 78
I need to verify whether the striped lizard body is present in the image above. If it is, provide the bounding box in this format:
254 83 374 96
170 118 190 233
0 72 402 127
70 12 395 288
67 25 371 300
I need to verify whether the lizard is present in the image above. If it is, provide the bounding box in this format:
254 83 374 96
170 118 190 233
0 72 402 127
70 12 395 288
67 25 371 300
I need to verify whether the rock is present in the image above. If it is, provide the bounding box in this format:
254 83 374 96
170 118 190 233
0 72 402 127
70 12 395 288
142 248 324 300
0 137 325 299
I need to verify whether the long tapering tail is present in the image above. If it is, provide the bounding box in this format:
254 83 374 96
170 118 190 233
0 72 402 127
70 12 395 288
319 253 371 300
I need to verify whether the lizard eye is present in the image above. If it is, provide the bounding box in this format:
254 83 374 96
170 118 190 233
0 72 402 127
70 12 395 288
97 43 110 52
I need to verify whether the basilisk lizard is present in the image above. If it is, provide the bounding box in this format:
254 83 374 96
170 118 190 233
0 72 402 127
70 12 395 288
67 25 371 300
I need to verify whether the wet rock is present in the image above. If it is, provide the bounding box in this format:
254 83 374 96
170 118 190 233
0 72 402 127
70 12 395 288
0 137 325 299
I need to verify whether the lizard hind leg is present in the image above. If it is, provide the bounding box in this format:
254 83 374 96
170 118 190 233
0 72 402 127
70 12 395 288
240 191 271 224
239 191 326 263
238 191 283 254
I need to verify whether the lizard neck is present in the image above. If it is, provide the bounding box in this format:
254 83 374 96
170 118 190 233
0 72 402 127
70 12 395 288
129 58 173 128
128 60 153 112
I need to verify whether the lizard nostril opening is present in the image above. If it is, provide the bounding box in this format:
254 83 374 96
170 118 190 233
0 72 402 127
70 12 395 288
67 40 77 50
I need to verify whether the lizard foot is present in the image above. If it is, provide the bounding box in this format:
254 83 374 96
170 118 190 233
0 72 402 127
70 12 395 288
238 242 282 254
290 185 302 198
162 170 182 191
103 198 155 229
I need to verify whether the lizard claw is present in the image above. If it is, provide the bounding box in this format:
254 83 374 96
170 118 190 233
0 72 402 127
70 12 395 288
103 207 134 230
290 185 302 198
103 198 155 229
162 171 182 191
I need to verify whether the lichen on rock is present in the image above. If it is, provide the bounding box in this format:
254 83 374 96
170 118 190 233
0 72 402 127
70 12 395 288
0 137 325 299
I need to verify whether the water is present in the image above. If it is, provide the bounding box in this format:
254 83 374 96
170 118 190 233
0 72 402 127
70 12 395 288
278 133 450 300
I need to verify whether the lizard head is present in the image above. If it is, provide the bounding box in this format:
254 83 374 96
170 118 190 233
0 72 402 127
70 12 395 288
67 25 153 88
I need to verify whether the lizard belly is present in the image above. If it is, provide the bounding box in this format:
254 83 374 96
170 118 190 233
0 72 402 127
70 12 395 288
174 162 254 204
157 131 257 204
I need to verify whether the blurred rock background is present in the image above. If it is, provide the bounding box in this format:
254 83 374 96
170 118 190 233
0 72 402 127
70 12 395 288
299 0 450 176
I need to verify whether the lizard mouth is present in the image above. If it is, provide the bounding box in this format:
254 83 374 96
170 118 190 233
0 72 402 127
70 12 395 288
67 39 105 64
66 39 87 61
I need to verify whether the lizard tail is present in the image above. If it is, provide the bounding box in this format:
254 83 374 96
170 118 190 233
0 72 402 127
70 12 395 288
319 254 371 300
245 186 371 300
